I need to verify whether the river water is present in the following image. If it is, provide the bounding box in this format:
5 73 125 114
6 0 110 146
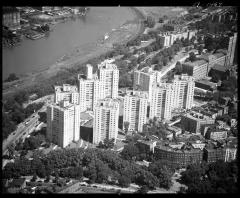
2 7 135 79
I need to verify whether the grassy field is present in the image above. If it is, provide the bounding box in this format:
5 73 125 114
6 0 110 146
136 7 188 20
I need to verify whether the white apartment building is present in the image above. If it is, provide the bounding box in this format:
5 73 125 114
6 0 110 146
54 84 79 105
123 90 148 133
150 83 175 120
159 29 197 47
78 64 104 112
93 98 119 145
98 59 119 98
133 67 161 101
150 74 194 121
172 74 195 110
47 100 80 148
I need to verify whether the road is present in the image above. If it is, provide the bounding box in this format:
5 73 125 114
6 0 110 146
2 95 53 155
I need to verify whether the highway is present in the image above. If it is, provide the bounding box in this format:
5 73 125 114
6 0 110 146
2 95 53 155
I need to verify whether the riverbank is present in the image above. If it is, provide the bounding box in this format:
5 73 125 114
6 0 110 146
3 7 145 97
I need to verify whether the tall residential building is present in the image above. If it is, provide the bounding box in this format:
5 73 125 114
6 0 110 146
123 90 148 132
227 33 237 66
98 59 119 98
3 7 20 30
133 67 161 101
78 64 104 111
150 83 175 120
93 98 119 144
172 74 195 110
47 100 81 148
150 74 194 120
54 84 79 105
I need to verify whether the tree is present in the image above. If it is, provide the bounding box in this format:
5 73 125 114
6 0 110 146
123 121 130 134
118 175 131 187
121 143 139 160
175 61 182 74
137 185 149 194
189 52 197 62
31 173 37 182
4 73 19 82
103 138 115 149
162 56 169 66
145 16 155 28
198 45 204 55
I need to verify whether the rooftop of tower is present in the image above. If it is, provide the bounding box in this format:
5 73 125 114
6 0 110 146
98 59 118 70
95 98 119 109
54 84 78 93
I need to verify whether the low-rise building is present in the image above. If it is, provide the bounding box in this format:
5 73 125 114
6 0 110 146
181 111 215 134
154 143 203 168
195 79 218 92
209 63 230 81
182 59 208 80
136 139 157 153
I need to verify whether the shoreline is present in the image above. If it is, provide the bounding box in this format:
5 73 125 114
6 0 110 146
3 7 145 97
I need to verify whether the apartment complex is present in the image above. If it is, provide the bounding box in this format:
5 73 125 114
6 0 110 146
93 98 119 144
172 74 195 109
98 59 119 98
47 100 81 148
159 29 197 47
78 64 104 111
149 74 194 121
123 90 148 132
54 84 79 105
133 67 161 101
150 83 174 120
3 7 20 30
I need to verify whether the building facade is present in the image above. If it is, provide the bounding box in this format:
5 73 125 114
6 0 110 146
123 91 148 132
93 98 119 144
172 74 195 109
3 7 20 30
47 100 81 148
98 59 119 98
227 33 237 66
154 145 203 168
150 83 174 120
181 111 215 134
78 64 104 111
182 59 209 80
133 67 161 101
54 84 79 105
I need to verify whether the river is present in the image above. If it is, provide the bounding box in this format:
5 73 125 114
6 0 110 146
2 7 136 80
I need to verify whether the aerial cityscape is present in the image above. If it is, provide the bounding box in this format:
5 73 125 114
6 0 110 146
2 6 238 194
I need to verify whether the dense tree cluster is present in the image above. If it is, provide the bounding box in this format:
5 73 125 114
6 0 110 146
98 138 115 149
145 16 156 28
4 73 19 83
142 117 168 140
2 147 173 190
2 102 44 141
181 160 238 193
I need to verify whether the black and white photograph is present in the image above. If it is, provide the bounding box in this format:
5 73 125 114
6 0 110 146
2 2 238 194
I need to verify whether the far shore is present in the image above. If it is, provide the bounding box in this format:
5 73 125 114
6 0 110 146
3 7 146 97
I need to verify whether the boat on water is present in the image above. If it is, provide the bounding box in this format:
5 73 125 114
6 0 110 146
26 33 45 40
104 33 109 40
